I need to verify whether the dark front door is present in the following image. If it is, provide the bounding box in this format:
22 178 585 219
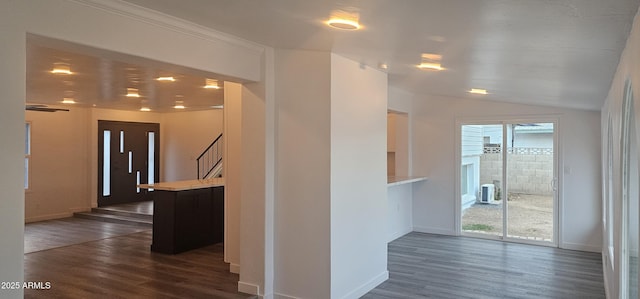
98 120 160 207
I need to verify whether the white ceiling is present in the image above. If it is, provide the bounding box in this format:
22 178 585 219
27 35 227 112
121 0 640 111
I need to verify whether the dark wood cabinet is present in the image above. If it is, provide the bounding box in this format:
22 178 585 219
151 186 224 254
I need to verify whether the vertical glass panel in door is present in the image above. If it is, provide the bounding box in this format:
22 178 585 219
461 124 503 237
505 123 554 243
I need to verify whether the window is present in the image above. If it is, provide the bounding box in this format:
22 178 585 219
461 164 471 195
25 122 31 190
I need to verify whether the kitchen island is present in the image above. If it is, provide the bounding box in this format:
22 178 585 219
139 178 224 254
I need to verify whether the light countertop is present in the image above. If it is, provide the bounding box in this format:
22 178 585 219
387 176 427 187
139 177 224 191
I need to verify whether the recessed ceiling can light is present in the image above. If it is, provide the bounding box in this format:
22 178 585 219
51 62 72 75
417 62 445 71
211 105 224 109
204 78 221 89
61 98 76 104
156 76 175 82
126 88 140 98
140 107 151 112
326 9 361 30
174 100 185 109
417 53 445 71
469 88 488 95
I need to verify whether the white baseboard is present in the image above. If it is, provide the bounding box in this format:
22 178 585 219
229 263 240 274
412 226 455 236
25 212 72 223
560 242 601 253
603 254 612 299
238 281 260 296
388 227 413 243
340 270 389 299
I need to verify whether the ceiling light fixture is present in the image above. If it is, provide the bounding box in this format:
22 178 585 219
156 76 175 82
126 88 140 98
174 100 185 109
211 105 224 109
417 53 445 71
61 98 76 104
140 107 151 112
204 79 221 89
51 62 72 75
326 9 361 30
469 88 488 95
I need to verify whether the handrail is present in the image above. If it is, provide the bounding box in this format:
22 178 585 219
197 133 223 179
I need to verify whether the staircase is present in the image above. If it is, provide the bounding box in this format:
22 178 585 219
74 204 152 228
197 133 223 179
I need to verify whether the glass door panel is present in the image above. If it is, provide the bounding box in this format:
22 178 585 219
505 123 555 243
461 124 503 238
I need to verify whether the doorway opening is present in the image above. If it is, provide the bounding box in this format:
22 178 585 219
458 120 558 246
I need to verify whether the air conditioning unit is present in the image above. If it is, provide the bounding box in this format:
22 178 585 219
479 184 495 203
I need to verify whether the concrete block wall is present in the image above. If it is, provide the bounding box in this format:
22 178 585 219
480 152 553 195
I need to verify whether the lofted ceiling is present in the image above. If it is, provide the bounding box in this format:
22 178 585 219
26 1 640 112
119 0 640 111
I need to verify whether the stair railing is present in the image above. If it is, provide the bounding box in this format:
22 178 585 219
197 133 223 179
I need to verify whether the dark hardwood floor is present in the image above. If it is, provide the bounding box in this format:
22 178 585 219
25 218 149 253
24 218 253 299
25 213 605 298
363 232 605 299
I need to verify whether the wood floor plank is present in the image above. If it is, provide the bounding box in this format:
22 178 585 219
24 218 253 299
363 232 605 299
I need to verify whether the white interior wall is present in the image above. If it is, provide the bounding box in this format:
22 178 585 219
330 54 388 298
162 109 224 181
412 95 602 253
25 107 91 222
274 49 332 298
223 82 243 274
238 77 270 295
0 3 26 295
601 7 640 298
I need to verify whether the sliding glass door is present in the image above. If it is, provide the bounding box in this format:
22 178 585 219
460 121 557 245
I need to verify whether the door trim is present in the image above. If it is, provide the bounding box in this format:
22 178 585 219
455 115 561 247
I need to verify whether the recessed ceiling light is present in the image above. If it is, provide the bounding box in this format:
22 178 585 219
51 62 72 75
469 88 488 95
140 107 151 112
326 9 361 30
211 105 224 109
156 76 175 82
174 100 185 109
61 98 76 104
204 79 221 89
417 62 445 71
417 53 445 71
126 88 140 98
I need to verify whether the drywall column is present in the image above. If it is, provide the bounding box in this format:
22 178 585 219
0 3 25 297
224 82 243 274
330 54 389 298
274 50 388 298
275 49 332 298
